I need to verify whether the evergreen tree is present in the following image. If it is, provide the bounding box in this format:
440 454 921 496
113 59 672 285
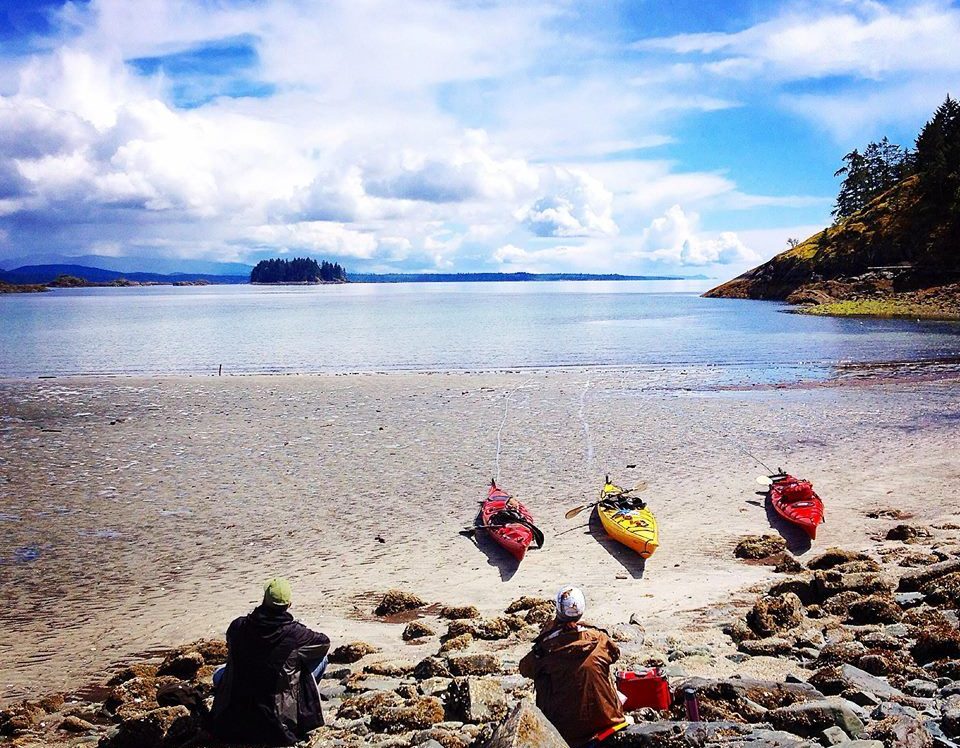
833 137 910 219
915 95 960 212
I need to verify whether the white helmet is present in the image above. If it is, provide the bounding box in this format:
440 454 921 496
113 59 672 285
555 585 585 621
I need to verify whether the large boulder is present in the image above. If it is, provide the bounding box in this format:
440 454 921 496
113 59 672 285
329 641 381 664
674 677 823 723
864 715 933 747
403 621 436 640
912 626 960 664
769 576 819 605
103 676 159 715
608 721 813 746
0 702 46 737
102 705 198 748
814 571 893 598
446 677 508 723
919 571 960 607
484 700 568 748
414 656 452 680
886 524 932 542
375 589 427 616
941 694 960 737
735 535 787 559
440 605 480 620
807 664 905 701
439 633 474 653
846 595 903 624
411 728 470 748
106 664 160 686
738 637 795 657
337 690 404 720
369 695 445 733
766 697 865 738
807 549 874 570
746 593 804 637
816 642 867 667
447 654 501 676
504 596 552 614
364 660 415 677
899 559 960 592
156 651 204 679
471 617 517 640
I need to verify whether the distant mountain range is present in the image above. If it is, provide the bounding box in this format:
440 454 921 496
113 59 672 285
0 254 254 276
0 264 248 285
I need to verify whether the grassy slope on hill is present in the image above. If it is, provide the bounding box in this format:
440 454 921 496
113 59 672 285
704 175 960 317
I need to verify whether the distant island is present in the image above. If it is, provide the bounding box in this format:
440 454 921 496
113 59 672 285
349 272 700 283
250 257 347 284
0 281 48 294
705 95 960 320
0 258 704 293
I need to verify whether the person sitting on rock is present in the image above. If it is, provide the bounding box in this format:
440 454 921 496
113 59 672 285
210 578 330 746
519 585 626 747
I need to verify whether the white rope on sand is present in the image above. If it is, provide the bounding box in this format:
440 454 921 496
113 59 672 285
494 377 536 484
578 378 596 469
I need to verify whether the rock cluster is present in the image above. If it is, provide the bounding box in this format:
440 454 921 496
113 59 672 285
0 597 539 748
7 543 960 748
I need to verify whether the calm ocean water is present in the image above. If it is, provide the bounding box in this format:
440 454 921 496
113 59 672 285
2 281 960 385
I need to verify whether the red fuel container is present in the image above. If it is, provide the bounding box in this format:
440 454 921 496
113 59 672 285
616 670 671 711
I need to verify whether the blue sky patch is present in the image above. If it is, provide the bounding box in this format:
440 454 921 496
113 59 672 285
128 34 275 108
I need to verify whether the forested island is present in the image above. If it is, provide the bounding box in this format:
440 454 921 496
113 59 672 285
706 95 960 319
250 257 347 284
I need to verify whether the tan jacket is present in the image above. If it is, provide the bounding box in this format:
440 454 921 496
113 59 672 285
519 620 624 747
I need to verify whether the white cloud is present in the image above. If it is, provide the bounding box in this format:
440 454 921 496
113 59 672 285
639 205 760 266
493 241 602 273
0 0 867 272
635 1 960 139
247 222 377 259
637 3 960 82
521 168 616 238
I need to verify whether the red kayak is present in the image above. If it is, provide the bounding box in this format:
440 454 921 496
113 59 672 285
768 474 825 540
481 482 540 561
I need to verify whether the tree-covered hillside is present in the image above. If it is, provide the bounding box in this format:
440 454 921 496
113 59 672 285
705 96 960 311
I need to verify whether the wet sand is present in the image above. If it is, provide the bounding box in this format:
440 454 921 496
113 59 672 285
2 368 960 704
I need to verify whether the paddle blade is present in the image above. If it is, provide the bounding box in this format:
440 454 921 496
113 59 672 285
631 481 649 493
755 475 773 486
530 523 545 549
565 504 590 519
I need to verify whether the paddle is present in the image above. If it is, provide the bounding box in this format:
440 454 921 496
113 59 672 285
564 481 648 519
756 471 788 486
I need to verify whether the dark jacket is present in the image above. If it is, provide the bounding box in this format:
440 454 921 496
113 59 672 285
519 619 624 748
210 604 330 745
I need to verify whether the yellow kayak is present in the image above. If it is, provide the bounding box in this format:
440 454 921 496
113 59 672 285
597 481 659 559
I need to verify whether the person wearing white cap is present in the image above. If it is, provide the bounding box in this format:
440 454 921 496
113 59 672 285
519 585 626 747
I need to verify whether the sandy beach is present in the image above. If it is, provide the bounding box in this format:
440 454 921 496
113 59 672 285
2 367 960 707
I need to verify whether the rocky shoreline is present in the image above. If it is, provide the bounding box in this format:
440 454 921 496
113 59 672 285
705 268 960 322
6 522 960 748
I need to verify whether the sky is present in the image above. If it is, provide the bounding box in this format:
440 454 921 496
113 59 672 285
0 0 957 276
